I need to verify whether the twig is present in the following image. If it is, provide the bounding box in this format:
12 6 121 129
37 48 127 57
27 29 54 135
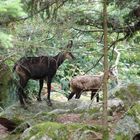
98 33 104 43
110 33 119 62
73 27 104 33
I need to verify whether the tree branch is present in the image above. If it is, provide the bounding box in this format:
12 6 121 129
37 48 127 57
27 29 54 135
0 0 69 25
73 27 103 32
84 34 128 74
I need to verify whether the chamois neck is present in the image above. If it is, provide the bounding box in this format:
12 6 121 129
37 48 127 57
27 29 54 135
54 52 65 67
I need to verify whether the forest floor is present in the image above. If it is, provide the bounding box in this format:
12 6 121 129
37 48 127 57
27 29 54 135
0 84 126 139
0 109 124 140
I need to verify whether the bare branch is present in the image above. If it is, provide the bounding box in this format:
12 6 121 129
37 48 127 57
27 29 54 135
73 27 103 32
84 34 128 74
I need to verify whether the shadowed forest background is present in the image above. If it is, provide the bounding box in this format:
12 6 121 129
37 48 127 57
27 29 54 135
0 0 140 140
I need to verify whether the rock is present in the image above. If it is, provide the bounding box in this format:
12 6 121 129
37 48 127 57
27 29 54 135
51 93 68 102
108 98 124 112
73 100 102 113
33 111 57 123
0 124 8 139
65 99 83 110
11 122 30 134
48 109 70 114
114 102 140 139
114 83 140 109
0 107 3 112
56 113 81 124
72 129 102 140
29 134 52 140
20 122 102 140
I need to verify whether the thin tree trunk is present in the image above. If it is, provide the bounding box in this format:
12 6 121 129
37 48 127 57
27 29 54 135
102 0 109 139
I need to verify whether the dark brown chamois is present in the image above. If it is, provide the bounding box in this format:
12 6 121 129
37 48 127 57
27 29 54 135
13 41 74 107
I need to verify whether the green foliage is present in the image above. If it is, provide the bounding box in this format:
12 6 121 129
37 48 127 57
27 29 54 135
127 103 140 126
115 133 130 140
0 0 26 52
0 32 13 48
25 80 39 99
0 0 26 21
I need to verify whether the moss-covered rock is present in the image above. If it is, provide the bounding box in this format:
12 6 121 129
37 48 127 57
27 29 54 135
0 62 12 107
0 103 58 128
114 133 130 140
114 102 140 140
20 122 102 140
114 83 140 110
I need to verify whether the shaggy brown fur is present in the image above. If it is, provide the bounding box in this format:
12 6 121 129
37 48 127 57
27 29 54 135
68 69 116 102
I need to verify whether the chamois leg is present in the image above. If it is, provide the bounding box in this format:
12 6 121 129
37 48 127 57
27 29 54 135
68 92 75 100
91 92 96 100
18 87 25 106
96 93 99 102
18 77 28 106
91 89 99 102
46 78 52 106
75 91 82 99
37 79 44 101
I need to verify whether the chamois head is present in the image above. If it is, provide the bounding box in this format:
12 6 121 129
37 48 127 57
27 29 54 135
108 66 118 80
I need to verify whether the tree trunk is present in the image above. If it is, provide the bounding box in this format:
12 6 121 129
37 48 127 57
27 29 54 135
102 0 109 139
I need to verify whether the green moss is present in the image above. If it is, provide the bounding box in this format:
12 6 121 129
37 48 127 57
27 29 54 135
23 122 101 140
127 83 140 97
75 108 100 117
2 134 21 140
127 103 140 126
115 133 130 140
86 108 100 115
33 112 57 123
115 84 140 110
24 122 68 140
115 88 128 100
115 83 140 101
12 116 25 125
127 103 140 116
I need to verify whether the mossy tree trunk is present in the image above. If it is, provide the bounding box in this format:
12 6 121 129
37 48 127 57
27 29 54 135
102 0 109 139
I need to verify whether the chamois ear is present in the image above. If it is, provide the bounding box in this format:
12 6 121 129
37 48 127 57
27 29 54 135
66 40 73 49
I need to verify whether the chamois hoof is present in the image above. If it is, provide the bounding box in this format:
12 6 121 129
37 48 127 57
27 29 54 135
21 104 28 110
46 100 52 106
25 99 32 104
37 97 42 102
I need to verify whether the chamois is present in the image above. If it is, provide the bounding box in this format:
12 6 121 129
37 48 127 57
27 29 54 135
68 68 117 102
13 40 74 107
